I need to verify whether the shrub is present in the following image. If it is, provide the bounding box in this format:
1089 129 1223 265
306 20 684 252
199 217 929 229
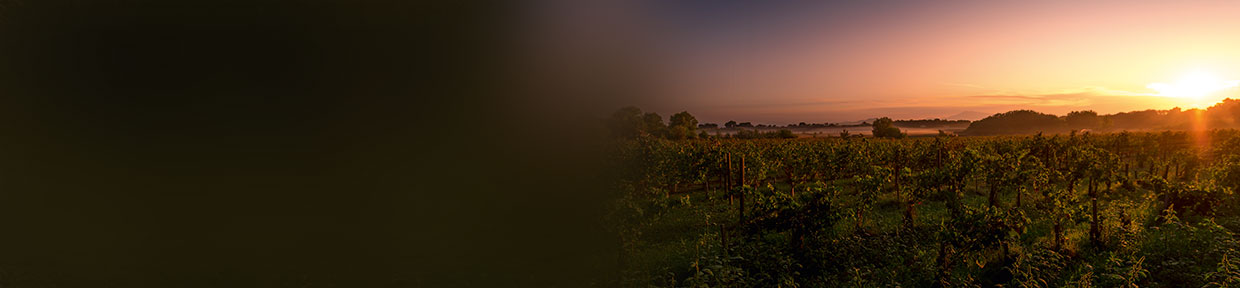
1138 218 1240 287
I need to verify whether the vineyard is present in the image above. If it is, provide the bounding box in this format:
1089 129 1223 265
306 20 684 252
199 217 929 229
608 130 1240 287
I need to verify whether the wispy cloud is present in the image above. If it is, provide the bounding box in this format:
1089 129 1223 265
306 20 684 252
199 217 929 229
689 85 1215 124
942 86 1157 108
967 92 1094 106
805 86 1192 121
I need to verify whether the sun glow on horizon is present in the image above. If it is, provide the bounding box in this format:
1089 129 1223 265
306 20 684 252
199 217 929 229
1147 71 1240 101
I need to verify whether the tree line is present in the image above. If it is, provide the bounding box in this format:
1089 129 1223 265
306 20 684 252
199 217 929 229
963 98 1240 135
607 107 918 140
608 106 800 140
610 98 1240 139
608 106 706 139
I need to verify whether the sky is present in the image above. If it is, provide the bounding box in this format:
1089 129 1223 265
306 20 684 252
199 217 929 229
532 0 1240 124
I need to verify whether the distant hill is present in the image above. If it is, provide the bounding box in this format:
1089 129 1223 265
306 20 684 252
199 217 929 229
960 110 1062 135
945 111 990 121
960 98 1240 135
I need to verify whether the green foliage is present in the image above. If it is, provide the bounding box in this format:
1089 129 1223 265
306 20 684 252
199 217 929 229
1204 253 1240 288
681 231 747 288
612 130 1240 287
1008 247 1069 288
732 129 797 139
1138 218 1240 287
940 207 1028 253
819 227 938 287
1146 178 1227 222
1095 251 1148 288
1210 154 1240 192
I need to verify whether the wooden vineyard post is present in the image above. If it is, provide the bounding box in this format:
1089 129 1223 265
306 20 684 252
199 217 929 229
739 157 746 222
1017 185 1023 209
704 170 710 194
1125 162 1130 180
727 153 734 205
790 179 796 196
734 155 744 186
787 169 796 197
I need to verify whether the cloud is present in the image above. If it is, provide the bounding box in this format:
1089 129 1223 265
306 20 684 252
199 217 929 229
817 86 1191 122
685 85 1213 124
967 92 1094 106
939 86 1157 108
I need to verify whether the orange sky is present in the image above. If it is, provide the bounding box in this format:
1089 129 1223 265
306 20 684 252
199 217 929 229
606 0 1240 123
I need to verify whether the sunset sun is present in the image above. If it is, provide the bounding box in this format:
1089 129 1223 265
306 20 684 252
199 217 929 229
1147 71 1240 100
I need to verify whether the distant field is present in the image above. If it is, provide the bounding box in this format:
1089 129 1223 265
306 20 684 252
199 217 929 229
701 124 969 137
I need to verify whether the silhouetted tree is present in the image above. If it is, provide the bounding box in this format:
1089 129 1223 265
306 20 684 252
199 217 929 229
669 111 699 131
962 110 1062 135
607 106 644 138
1064 110 1101 130
642 112 666 137
871 117 905 138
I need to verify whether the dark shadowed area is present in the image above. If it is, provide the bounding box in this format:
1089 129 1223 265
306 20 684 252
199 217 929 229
0 1 609 287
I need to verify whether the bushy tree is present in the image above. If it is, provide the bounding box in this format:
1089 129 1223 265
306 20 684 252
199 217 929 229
642 112 666 137
608 106 645 138
963 110 1063 135
871 117 904 138
1065 110 1102 130
670 111 699 131
775 129 796 139
667 125 692 140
